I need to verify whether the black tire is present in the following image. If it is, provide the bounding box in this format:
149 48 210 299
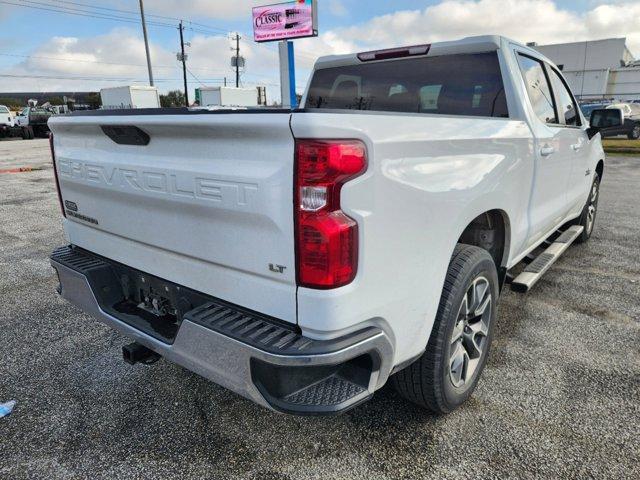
575 173 600 244
628 124 640 140
21 127 29 140
392 244 499 414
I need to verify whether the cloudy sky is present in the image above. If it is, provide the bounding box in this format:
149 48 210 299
0 0 639 101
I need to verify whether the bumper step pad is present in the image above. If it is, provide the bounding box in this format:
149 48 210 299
185 302 379 356
284 375 367 407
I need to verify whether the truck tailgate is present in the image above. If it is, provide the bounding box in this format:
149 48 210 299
48 112 297 323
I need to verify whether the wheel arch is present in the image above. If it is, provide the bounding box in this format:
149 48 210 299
457 209 511 285
596 159 604 180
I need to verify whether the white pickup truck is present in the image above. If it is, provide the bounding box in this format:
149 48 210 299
49 36 621 415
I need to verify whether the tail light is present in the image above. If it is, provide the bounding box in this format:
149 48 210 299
295 139 367 289
49 133 66 217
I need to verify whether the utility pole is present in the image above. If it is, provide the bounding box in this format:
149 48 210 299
233 33 241 88
179 21 189 106
138 0 154 86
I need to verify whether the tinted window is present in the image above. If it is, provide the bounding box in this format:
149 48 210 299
305 52 508 118
0 106 9 113
580 103 606 118
548 67 580 126
517 54 557 124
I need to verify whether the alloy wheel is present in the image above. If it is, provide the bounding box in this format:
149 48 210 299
449 276 492 388
586 179 599 235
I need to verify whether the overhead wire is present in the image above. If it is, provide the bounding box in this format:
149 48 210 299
0 0 320 90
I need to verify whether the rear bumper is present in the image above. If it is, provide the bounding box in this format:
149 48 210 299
51 246 394 415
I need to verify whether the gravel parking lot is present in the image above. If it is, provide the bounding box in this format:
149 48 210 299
1 138 638 479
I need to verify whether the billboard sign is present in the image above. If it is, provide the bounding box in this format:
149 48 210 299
252 0 318 43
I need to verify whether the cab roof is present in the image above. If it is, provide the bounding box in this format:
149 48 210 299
313 35 549 70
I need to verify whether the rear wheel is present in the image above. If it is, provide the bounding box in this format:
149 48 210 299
628 124 640 140
392 244 498 414
575 173 600 243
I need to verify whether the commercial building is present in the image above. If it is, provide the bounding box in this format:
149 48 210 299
532 38 640 101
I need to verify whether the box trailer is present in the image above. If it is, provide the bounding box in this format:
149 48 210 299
100 86 160 110
195 87 259 107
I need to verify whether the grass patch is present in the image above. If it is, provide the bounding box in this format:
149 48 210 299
603 139 640 155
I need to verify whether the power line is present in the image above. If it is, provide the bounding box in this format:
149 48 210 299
0 72 280 88
186 66 206 87
1 0 319 92
0 73 200 82
51 0 182 23
0 52 235 75
3 0 321 60
50 0 231 34
0 0 176 28
3 1 320 61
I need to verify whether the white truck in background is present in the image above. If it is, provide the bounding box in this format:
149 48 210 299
1 106 53 139
0 105 14 128
195 86 260 107
100 86 160 110
48 36 620 416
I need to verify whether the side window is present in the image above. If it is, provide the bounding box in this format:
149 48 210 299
517 54 557 124
548 67 580 126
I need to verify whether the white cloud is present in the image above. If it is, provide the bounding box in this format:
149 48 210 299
328 0 348 17
2 1 640 98
309 0 640 55
145 0 267 20
0 28 282 99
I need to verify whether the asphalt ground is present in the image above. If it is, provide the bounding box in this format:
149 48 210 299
1 138 638 479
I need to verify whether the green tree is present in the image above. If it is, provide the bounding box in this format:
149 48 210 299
47 97 65 106
160 90 185 108
84 92 101 109
0 97 22 109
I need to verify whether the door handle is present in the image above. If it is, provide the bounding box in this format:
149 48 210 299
571 143 583 151
540 145 555 157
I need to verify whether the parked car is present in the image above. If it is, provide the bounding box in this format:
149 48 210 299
48 35 619 416
604 103 640 139
580 103 639 139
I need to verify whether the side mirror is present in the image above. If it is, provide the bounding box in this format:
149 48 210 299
588 108 623 139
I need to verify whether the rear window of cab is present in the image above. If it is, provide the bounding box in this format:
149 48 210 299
305 52 508 118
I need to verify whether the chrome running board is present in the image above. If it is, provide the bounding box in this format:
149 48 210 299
511 225 584 293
